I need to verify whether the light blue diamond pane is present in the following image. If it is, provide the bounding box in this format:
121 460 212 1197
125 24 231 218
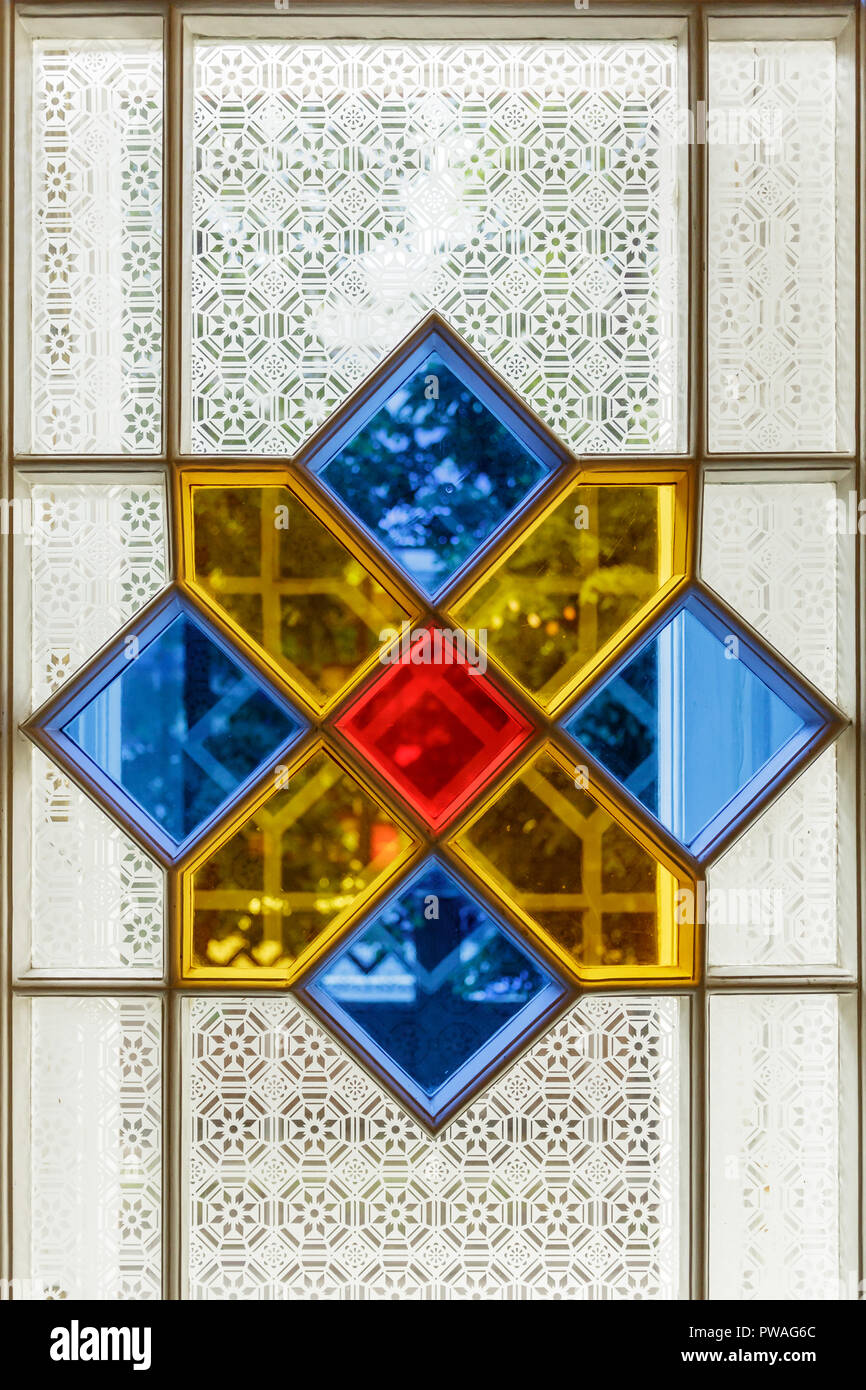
316 352 549 595
63 612 301 846
303 860 566 1122
566 607 809 852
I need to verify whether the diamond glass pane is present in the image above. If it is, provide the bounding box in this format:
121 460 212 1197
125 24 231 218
299 858 568 1126
187 481 411 711
185 746 417 979
336 626 534 830
450 481 685 713
186 995 682 1297
315 350 551 595
27 40 162 453
34 593 304 862
452 746 694 982
566 593 833 859
190 40 685 454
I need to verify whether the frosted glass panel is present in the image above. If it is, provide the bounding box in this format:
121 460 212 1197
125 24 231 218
186 995 683 1298
707 41 854 451
708 995 848 1300
21 997 162 1299
24 40 162 453
190 40 686 454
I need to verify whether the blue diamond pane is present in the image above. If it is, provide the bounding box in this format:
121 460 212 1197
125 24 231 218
301 859 567 1125
315 350 551 595
60 604 303 854
565 596 830 858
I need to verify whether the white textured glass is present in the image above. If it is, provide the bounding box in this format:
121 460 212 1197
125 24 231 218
25 40 162 453
22 996 162 1299
702 482 847 974
708 995 848 1300
24 482 168 975
707 41 854 452
186 996 682 1298
701 482 837 699
190 41 685 454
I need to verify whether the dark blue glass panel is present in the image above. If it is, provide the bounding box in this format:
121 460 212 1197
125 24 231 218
303 860 565 1119
566 605 809 852
63 612 301 846
316 352 549 594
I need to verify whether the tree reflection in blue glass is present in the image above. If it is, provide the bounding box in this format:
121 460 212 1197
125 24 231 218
567 603 814 855
303 859 566 1118
317 352 549 594
63 612 302 846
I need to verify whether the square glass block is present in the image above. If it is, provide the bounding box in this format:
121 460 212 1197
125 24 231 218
38 592 305 863
16 996 162 1299
311 339 557 598
708 994 856 1300
22 39 163 453
707 37 855 451
701 480 854 975
19 481 168 977
297 857 569 1127
190 40 687 454
564 590 836 862
185 995 683 1298
336 627 534 831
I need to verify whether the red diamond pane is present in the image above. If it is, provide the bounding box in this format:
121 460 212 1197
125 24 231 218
336 628 534 830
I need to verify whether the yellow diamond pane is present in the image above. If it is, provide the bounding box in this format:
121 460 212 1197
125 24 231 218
188 748 415 978
453 747 683 978
189 484 410 709
451 483 678 712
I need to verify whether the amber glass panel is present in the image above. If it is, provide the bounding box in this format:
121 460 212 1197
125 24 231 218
450 483 678 712
189 484 410 710
452 746 682 979
187 747 416 979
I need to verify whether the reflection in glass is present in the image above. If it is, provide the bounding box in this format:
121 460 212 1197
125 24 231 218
453 747 682 974
566 606 808 852
317 352 550 594
190 748 414 976
452 483 679 711
64 612 302 846
301 859 567 1122
190 484 409 709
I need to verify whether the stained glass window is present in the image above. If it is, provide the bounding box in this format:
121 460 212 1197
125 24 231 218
4 8 860 1311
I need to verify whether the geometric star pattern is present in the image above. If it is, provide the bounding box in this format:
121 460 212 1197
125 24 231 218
186 995 681 1298
191 40 686 456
